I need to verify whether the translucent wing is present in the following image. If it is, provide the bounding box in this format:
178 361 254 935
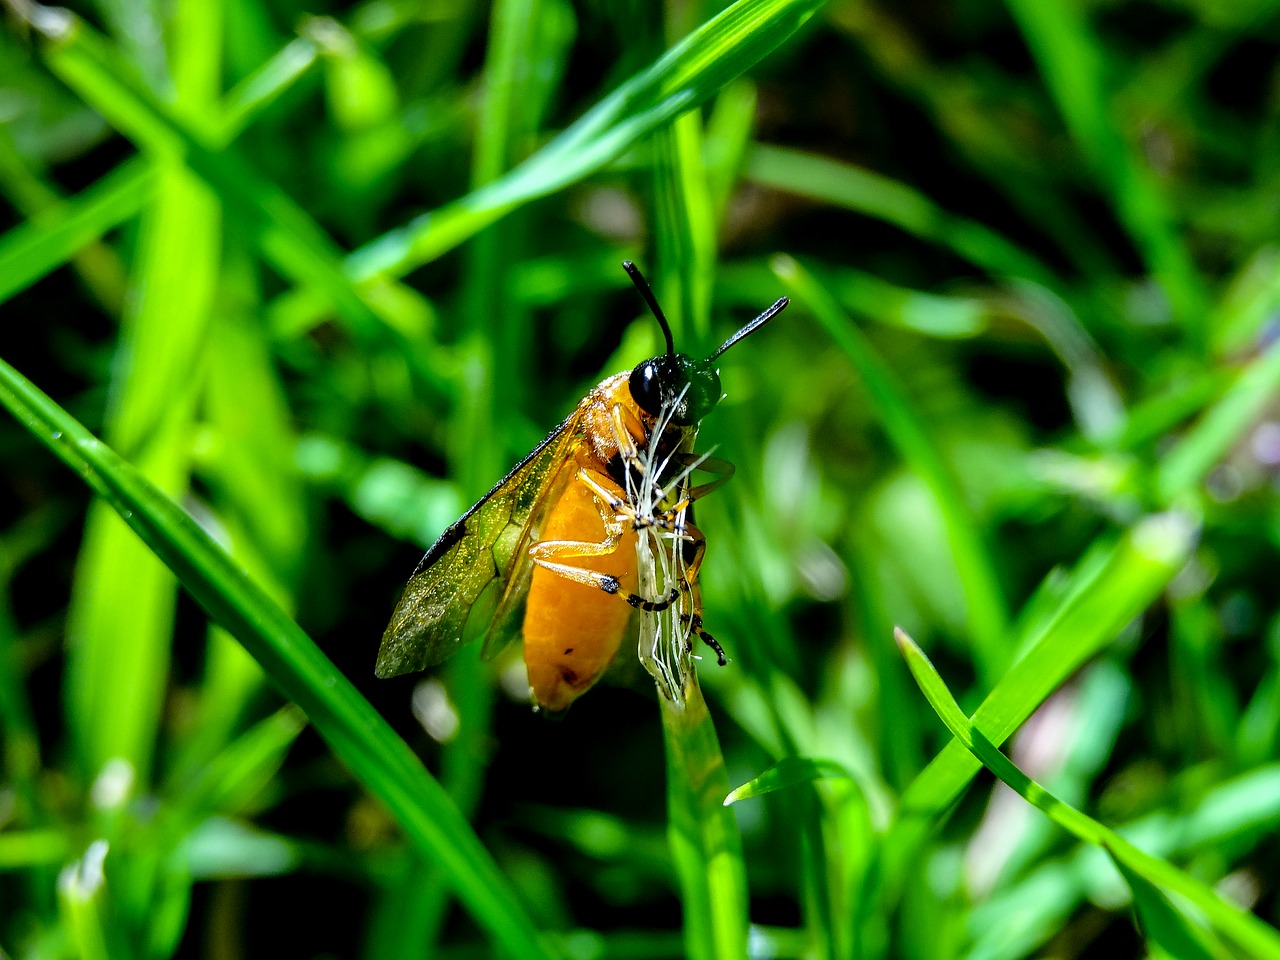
375 409 584 678
478 452 576 662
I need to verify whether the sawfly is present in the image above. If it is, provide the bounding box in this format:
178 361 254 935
377 262 787 712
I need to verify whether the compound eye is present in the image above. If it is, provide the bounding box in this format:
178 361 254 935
629 360 664 416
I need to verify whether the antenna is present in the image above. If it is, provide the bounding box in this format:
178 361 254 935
622 261 675 357
711 297 789 360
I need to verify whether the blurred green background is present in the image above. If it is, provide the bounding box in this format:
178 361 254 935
3 0 1280 956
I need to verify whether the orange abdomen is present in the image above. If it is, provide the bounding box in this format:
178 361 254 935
523 473 637 712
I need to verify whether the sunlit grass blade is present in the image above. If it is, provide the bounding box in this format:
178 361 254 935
29 10 430 348
717 258 988 339
57 841 113 960
724 756 850 805
0 155 152 308
0 359 554 960
653 110 716 352
662 676 748 960
65 163 219 785
748 144 1058 285
896 627 1280 959
772 253 1011 683
1001 0 1209 338
704 80 757 228
172 294 305 779
346 0 829 280
1117 859 1222 960
1155 337 1280 504
876 512 1194 910
215 36 319 142
0 829 68 870
168 705 306 818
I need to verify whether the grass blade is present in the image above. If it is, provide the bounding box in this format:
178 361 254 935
29 10 431 350
772 253 1011 683
1001 0 1208 338
0 156 153 308
724 756 850 805
876 513 1194 909
0 360 554 960
346 0 829 280
65 162 218 784
216 36 319 142
662 676 749 960
747 144 1058 285
1155 338 1280 504
1116 859 1222 960
653 110 717 352
896 627 1280 959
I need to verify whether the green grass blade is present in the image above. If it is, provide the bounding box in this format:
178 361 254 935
1115 859 1222 960
897 627 1280 959
168 705 306 818
653 109 717 352
703 80 757 228
662 676 748 960
1155 338 1280 504
215 36 319 142
897 628 1110 849
57 841 113 960
452 0 557 497
346 0 828 280
747 144 1059 285
0 155 153 308
64 0 222 795
724 756 850 805
0 123 131 312
0 360 555 960
65 163 219 784
30 11 428 349
878 513 1194 905
773 254 1011 683
1001 0 1209 339
0 829 69 869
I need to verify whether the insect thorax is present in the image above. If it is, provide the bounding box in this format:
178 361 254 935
581 374 695 489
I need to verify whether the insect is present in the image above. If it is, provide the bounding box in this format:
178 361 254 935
376 262 787 712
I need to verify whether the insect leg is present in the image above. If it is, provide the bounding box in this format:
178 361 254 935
635 455 736 531
576 468 626 512
682 610 727 666
527 468 681 610
671 520 728 666
529 537 682 611
683 454 735 501
576 466 659 530
608 404 645 464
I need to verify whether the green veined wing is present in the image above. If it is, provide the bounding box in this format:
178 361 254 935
375 408 584 678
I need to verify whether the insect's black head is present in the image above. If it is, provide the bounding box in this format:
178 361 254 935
629 352 721 424
622 261 788 425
